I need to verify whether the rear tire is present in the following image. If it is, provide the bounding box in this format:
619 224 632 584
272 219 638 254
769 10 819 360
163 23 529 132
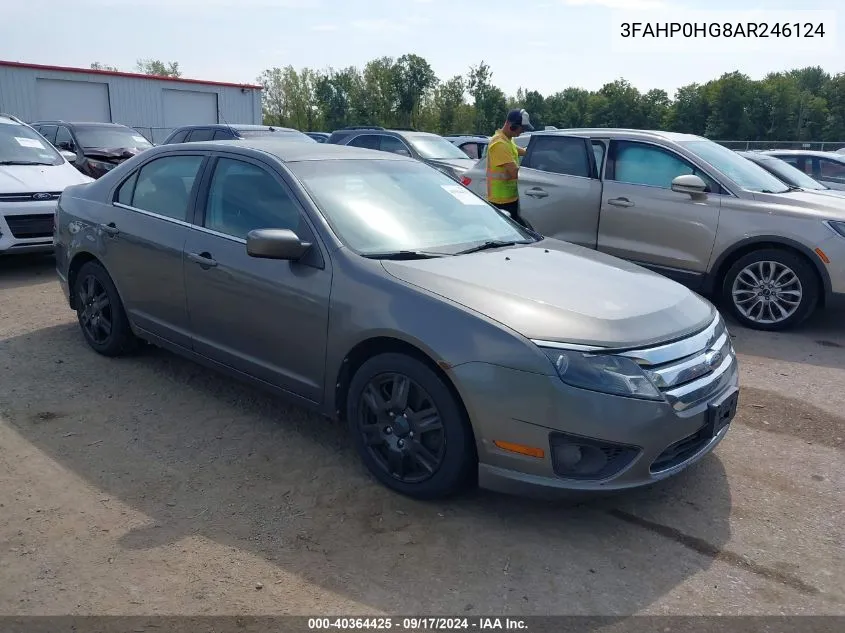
73 261 137 356
721 248 819 331
346 353 475 499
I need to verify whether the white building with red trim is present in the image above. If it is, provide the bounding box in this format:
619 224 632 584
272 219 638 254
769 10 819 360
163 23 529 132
0 60 263 143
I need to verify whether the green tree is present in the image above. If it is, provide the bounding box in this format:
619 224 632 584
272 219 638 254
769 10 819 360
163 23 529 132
467 61 506 134
640 89 671 129
259 67 284 125
314 67 361 130
360 57 399 126
393 54 436 128
136 59 181 78
434 75 467 134
90 62 119 72
666 83 709 134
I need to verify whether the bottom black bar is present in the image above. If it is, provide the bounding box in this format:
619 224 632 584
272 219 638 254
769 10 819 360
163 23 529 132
0 616 842 633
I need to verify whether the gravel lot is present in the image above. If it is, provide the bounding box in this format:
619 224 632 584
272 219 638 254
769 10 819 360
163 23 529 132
1 254 843 616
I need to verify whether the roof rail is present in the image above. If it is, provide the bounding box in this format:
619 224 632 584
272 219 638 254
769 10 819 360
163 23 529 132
339 125 385 131
0 112 24 123
391 127 418 132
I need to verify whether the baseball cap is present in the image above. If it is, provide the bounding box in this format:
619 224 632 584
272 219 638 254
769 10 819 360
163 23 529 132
507 109 534 131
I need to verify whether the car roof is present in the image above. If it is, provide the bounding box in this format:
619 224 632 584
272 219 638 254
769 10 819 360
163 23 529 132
32 121 130 128
535 128 706 142
760 149 844 158
173 123 300 132
155 138 415 162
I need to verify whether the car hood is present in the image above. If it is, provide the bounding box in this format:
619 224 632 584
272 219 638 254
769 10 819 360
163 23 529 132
0 162 92 193
752 189 845 219
382 239 715 348
83 146 148 161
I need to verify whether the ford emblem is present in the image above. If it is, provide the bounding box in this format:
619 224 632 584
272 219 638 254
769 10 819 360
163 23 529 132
32 192 52 200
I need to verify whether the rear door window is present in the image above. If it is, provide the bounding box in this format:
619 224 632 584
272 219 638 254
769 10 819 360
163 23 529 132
212 129 236 140
167 130 189 144
460 142 479 159
347 134 380 150
523 136 592 178
55 126 75 151
188 128 214 142
379 136 412 156
37 125 58 145
127 155 205 221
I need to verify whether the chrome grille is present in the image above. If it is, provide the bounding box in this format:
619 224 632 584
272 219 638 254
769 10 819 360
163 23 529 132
618 314 737 412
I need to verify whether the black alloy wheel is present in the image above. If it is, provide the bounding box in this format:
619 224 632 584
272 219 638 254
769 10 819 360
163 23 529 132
358 372 446 484
77 274 113 345
347 353 475 499
73 261 137 356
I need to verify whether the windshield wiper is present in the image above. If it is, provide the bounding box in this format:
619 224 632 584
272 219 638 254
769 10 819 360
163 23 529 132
456 239 531 255
362 250 450 260
0 160 55 166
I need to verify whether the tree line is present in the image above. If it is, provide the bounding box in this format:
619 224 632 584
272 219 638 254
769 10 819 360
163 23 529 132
89 57 845 141
258 57 845 141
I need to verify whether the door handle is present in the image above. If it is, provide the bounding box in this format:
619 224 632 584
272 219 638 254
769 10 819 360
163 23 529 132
99 222 119 236
525 187 549 198
607 197 634 208
187 251 218 268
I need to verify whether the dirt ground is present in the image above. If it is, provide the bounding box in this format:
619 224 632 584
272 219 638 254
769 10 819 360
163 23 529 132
0 254 843 616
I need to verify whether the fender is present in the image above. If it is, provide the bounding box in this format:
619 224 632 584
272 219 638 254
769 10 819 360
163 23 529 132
703 235 833 300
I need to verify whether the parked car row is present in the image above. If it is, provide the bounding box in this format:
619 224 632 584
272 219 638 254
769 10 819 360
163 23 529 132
1 113 93 255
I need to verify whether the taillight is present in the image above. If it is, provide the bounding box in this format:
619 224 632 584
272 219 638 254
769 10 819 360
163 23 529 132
460 176 472 186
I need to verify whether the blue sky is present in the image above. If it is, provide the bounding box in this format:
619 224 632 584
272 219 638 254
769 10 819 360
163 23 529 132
1 0 843 98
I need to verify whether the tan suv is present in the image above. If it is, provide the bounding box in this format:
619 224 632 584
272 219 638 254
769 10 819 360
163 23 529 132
462 128 845 331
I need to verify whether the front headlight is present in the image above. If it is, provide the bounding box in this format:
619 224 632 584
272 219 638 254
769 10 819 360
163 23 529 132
827 220 845 238
540 347 662 400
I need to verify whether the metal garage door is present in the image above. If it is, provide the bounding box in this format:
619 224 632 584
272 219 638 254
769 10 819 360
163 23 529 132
162 89 218 128
36 78 111 122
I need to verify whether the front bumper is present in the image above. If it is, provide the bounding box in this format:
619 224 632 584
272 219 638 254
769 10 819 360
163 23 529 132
817 231 845 296
452 320 740 498
0 200 57 255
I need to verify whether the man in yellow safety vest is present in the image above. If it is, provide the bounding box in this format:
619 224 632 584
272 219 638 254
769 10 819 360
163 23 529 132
486 108 534 229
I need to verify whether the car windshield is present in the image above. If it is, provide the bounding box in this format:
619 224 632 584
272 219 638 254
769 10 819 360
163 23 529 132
289 159 535 255
406 134 473 160
751 155 826 190
75 126 153 149
0 121 62 166
240 129 315 141
679 140 790 193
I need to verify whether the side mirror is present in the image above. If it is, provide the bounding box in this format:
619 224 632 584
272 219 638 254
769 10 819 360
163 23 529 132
60 150 77 164
671 174 707 197
246 228 311 260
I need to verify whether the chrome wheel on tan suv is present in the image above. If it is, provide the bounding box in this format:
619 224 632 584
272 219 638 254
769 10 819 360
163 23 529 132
722 249 819 331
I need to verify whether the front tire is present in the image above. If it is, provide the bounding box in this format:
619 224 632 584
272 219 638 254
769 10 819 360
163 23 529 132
346 353 475 499
721 249 819 331
73 261 137 356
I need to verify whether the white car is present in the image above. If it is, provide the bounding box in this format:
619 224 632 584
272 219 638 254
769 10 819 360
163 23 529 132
1 113 93 255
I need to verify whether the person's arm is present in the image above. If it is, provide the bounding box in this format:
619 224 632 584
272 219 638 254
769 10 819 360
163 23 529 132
489 143 519 179
516 145 527 157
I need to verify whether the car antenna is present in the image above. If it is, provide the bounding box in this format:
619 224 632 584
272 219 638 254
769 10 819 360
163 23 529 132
218 108 237 138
